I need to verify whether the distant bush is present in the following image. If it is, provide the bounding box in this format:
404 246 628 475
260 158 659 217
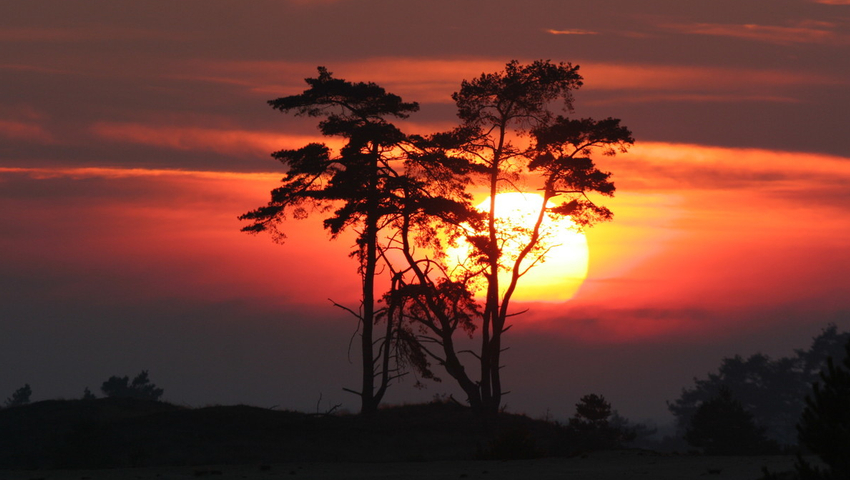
685 386 779 455
567 393 635 450
100 370 163 401
4 384 32 407
82 387 96 400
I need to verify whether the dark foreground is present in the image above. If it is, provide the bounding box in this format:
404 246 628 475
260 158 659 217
0 398 572 468
0 399 805 479
0 452 802 480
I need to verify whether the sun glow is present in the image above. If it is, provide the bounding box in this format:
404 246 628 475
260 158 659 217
447 192 589 302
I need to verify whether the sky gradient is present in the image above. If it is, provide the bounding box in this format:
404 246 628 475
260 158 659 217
2 0 849 423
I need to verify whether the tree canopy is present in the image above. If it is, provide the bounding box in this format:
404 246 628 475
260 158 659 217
240 67 477 414
242 61 632 414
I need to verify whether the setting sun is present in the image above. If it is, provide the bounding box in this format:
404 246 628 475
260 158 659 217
447 192 589 302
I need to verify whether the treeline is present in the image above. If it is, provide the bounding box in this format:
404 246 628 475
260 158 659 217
2 370 163 408
667 325 850 479
668 324 849 447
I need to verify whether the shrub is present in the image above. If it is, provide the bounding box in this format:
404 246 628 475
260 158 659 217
685 386 778 455
4 384 32 407
100 370 163 401
568 394 635 450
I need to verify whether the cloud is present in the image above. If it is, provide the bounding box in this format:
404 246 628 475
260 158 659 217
183 58 510 104
0 120 53 142
617 142 850 197
664 21 848 46
0 27 190 43
580 63 839 91
584 93 801 106
184 57 842 109
520 301 850 347
0 166 360 308
89 122 341 157
546 28 598 35
0 166 278 182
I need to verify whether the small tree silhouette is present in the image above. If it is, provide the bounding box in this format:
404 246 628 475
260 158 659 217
571 393 612 429
795 338 850 479
685 386 778 455
100 370 163 401
82 387 96 400
4 384 32 407
568 393 634 449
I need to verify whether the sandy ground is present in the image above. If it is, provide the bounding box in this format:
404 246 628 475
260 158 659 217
0 451 802 480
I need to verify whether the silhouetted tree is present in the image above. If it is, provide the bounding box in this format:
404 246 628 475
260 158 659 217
100 370 163 401
685 386 779 455
567 393 635 449
4 384 31 407
82 387 96 400
795 337 850 479
240 62 631 414
571 393 612 428
669 325 850 445
239 68 454 414
398 60 631 413
796 325 850 386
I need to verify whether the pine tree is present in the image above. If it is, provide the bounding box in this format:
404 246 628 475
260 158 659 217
796 338 850 479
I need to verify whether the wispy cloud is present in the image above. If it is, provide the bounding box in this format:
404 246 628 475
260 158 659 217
546 28 598 35
584 93 801 106
664 21 848 46
581 63 840 91
184 58 509 103
185 57 842 107
89 122 340 156
0 166 279 182
619 142 850 196
0 120 53 143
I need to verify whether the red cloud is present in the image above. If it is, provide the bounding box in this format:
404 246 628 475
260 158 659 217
546 28 599 35
664 21 848 46
0 120 53 143
180 57 841 108
90 122 341 156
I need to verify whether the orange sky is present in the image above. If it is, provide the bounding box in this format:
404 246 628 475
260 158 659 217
1 0 849 422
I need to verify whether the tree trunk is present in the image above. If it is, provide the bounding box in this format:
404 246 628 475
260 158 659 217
360 144 381 415
480 128 506 414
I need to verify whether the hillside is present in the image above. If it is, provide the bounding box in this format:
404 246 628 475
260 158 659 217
0 398 572 469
